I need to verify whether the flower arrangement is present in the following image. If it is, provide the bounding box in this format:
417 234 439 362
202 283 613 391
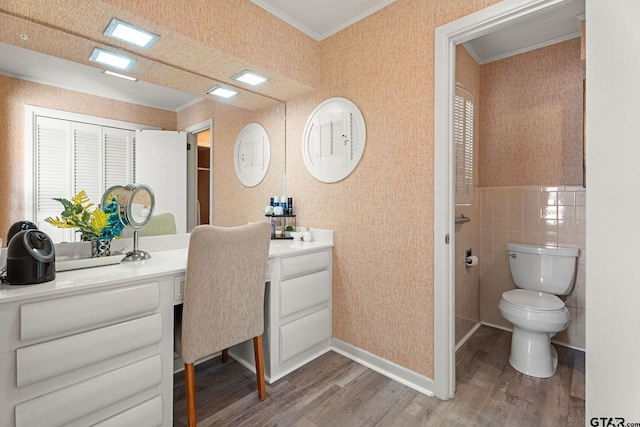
45 190 124 241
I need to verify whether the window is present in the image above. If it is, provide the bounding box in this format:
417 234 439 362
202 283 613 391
453 85 475 205
26 107 141 242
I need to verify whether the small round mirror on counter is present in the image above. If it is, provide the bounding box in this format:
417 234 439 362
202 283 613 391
103 184 155 261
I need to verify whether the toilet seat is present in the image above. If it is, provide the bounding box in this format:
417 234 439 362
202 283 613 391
501 289 565 312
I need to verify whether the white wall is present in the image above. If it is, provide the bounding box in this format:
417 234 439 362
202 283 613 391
586 0 640 419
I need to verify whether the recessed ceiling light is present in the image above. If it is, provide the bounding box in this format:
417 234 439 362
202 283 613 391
104 18 159 48
89 48 135 71
231 70 269 86
206 86 238 99
102 70 138 81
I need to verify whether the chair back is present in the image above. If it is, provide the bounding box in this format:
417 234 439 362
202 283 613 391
180 221 271 364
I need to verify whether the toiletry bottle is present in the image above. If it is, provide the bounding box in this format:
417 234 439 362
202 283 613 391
270 218 276 237
303 226 311 242
287 197 293 215
281 195 287 213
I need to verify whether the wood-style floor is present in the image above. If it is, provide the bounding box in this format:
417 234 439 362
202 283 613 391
173 326 585 426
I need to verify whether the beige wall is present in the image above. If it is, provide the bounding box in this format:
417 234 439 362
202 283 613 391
0 75 176 240
283 0 499 377
479 38 585 187
2 0 526 381
476 39 586 349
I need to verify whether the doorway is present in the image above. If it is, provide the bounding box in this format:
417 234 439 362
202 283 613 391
433 0 583 400
185 120 213 230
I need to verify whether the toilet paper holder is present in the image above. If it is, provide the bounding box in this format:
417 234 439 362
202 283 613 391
465 248 478 268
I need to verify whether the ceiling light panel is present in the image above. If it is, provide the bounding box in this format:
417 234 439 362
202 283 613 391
232 70 269 86
102 70 138 81
89 48 136 71
104 18 159 48
206 86 238 99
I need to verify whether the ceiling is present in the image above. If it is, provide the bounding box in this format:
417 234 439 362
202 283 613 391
463 0 585 64
0 0 585 111
251 0 398 41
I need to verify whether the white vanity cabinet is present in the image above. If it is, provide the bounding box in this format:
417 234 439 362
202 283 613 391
0 277 175 427
229 245 333 383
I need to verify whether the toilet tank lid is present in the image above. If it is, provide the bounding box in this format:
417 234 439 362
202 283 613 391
507 242 578 257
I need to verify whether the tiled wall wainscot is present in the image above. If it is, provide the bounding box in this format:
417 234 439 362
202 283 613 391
455 203 481 346
478 186 586 350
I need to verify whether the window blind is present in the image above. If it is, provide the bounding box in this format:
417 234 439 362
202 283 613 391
454 85 475 205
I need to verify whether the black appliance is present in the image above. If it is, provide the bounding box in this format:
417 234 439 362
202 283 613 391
6 220 38 245
6 229 56 285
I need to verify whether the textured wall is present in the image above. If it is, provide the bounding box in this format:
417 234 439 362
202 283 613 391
284 0 499 377
0 75 176 241
479 39 585 187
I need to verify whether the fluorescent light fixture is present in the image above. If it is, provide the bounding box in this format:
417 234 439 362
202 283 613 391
231 70 269 86
206 86 238 99
89 48 135 71
104 18 159 48
102 70 138 81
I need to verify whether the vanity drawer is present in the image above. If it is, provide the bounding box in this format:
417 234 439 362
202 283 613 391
279 307 331 363
20 282 160 342
279 250 330 280
15 354 162 427
17 313 162 387
93 395 163 427
279 270 330 318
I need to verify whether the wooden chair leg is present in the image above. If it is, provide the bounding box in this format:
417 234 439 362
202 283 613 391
184 363 197 427
253 335 266 400
222 348 229 363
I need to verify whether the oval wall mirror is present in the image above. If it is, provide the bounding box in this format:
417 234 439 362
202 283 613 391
302 97 367 183
234 123 271 187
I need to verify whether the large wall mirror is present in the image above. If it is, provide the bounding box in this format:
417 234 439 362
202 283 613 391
0 9 287 243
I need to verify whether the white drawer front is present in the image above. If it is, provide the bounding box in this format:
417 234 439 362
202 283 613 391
93 395 163 427
280 270 330 318
17 313 163 387
15 354 162 427
20 282 160 342
280 308 331 362
280 251 330 279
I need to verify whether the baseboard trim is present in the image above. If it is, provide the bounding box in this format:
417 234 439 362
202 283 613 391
331 338 435 397
480 321 586 352
455 322 482 352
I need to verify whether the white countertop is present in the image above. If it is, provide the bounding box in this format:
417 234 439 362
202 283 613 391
0 229 333 304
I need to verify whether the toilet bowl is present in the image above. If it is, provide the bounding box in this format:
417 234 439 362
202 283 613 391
499 243 578 378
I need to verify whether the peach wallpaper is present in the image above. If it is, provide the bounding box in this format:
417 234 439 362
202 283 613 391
479 39 585 187
177 98 286 228
283 0 499 377
103 0 321 91
0 75 176 241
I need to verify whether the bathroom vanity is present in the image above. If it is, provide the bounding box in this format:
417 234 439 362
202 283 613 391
0 230 333 427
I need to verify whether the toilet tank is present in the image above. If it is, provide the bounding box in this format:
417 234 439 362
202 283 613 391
506 243 578 295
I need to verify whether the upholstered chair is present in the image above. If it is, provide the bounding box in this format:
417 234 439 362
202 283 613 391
177 221 271 426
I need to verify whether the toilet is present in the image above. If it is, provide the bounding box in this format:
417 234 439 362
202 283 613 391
498 242 578 378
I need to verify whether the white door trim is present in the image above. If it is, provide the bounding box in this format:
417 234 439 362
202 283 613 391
185 120 213 228
432 0 578 400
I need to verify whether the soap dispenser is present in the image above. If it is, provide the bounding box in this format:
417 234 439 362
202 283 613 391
303 226 312 242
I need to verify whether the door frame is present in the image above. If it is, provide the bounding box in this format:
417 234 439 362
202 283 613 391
432 0 578 400
185 120 213 229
